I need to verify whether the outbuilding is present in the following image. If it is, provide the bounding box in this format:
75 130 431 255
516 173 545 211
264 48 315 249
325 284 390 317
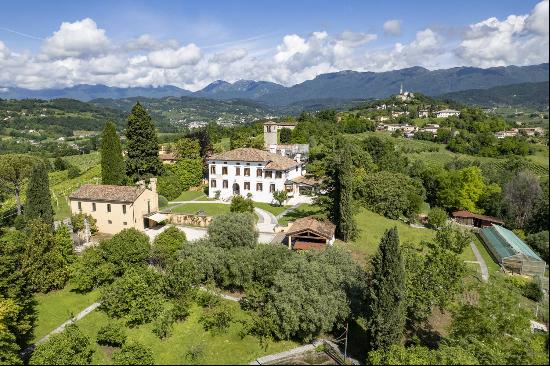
285 216 336 250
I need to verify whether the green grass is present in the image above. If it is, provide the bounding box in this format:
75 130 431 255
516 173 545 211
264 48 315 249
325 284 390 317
73 301 296 365
172 190 208 202
33 284 100 342
342 209 436 263
278 204 325 226
170 203 230 216
254 202 290 217
459 243 477 262
472 234 501 274
527 145 549 168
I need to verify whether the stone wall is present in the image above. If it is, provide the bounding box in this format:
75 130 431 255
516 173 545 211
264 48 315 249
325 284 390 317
165 213 213 227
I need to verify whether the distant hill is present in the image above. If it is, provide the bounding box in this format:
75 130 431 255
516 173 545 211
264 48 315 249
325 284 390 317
438 81 549 108
1 63 548 107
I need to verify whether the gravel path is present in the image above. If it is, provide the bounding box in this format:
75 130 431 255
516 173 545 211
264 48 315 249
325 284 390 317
469 241 489 282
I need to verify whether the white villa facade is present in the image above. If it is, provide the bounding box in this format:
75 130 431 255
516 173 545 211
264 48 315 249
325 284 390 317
436 109 461 118
206 148 313 204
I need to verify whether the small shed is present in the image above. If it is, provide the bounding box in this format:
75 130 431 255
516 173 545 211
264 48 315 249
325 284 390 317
451 210 504 228
479 224 546 277
285 216 336 250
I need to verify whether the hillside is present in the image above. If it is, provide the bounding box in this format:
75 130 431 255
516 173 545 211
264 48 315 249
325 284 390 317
2 63 547 105
439 81 550 108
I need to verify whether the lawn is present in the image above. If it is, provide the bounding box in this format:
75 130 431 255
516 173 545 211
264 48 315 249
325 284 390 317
172 189 209 202
170 203 230 216
33 284 100 342
472 234 501 274
254 202 291 217
73 300 297 365
342 208 436 263
277 204 326 226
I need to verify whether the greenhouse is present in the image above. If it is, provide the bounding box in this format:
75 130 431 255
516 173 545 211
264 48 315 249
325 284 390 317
479 224 546 277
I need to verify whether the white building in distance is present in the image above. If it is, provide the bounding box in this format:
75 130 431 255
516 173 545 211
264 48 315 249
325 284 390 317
436 109 461 118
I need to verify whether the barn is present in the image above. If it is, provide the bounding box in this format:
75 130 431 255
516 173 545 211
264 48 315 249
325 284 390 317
479 224 546 277
285 216 336 250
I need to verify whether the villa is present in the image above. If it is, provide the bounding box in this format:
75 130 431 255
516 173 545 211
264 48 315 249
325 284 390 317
436 109 461 118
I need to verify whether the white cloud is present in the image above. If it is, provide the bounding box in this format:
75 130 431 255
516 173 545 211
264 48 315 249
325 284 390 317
41 18 110 59
147 43 202 68
455 0 549 67
211 48 248 63
383 20 402 36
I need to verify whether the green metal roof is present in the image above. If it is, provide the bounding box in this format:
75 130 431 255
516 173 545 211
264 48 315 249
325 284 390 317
480 225 543 262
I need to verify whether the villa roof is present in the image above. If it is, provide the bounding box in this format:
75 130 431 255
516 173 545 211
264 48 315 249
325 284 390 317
69 184 145 203
207 148 301 170
291 175 322 186
287 216 336 239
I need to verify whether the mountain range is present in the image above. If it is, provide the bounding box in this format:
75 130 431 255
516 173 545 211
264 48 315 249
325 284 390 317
1 63 548 106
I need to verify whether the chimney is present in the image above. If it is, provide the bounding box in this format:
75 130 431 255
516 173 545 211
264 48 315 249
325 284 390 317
295 153 301 163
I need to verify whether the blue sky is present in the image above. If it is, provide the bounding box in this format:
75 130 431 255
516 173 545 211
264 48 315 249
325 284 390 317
0 0 547 90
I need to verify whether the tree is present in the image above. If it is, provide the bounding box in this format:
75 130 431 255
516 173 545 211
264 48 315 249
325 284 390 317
151 226 187 267
100 121 125 185
525 231 549 262
174 138 201 159
0 154 38 215
67 164 80 179
171 158 203 191
436 166 486 212
435 225 471 254
0 231 36 349
365 227 406 351
29 325 94 365
125 102 163 181
199 302 233 334
367 344 479 365
333 137 358 241
207 213 258 248
99 267 163 326
272 190 288 206
70 213 98 234
70 247 116 292
279 128 292 143
427 207 447 228
99 228 150 275
24 162 54 227
157 168 183 201
53 157 67 171
96 323 127 347
0 297 24 365
503 170 542 228
229 195 254 213
112 341 154 365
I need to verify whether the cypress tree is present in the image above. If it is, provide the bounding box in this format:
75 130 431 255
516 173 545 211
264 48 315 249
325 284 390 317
333 137 357 241
125 102 162 181
365 227 406 351
24 161 54 227
100 121 125 185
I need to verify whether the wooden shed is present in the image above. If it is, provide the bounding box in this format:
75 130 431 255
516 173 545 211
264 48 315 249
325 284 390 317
479 224 546 277
451 210 504 228
286 216 336 250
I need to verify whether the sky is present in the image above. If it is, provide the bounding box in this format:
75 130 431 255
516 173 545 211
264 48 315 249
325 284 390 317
0 0 548 91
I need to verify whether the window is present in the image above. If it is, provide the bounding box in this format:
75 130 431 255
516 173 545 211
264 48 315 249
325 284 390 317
235 167 240 176
122 205 126 214
276 171 282 179
270 184 276 193
256 168 262 177
108 220 112 224
244 182 250 190
296 166 299 172
223 180 228 188
211 179 217 188
264 170 273 178
123 221 127 226
256 183 263 191
107 204 111 212
92 202 96 211
78 201 82 211
244 168 250 176
147 200 151 214
210 165 216 174
222 167 228 175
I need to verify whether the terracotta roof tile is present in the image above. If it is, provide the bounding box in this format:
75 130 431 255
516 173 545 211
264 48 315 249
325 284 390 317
452 210 504 224
208 148 300 170
69 184 145 203
287 216 336 239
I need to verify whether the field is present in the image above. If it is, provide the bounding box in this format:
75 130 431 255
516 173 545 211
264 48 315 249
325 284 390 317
277 204 325 226
171 189 209 202
254 202 290 217
170 203 230 216
33 290 296 365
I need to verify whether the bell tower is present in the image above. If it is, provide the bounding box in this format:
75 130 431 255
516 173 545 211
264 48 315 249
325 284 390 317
263 121 278 148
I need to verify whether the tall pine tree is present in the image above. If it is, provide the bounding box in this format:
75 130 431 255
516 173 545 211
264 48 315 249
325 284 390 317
24 161 53 227
100 121 125 185
365 227 406 351
125 102 162 181
330 136 357 241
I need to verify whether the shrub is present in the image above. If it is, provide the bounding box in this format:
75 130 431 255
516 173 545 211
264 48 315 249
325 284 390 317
96 323 127 347
230 195 254 213
67 164 80 179
428 207 448 228
207 213 258 248
172 295 191 321
157 168 183 201
112 342 154 365
199 302 233 334
523 281 543 302
53 157 68 171
71 246 116 292
152 308 174 340
29 325 93 365
272 190 288 206
71 213 98 234
185 343 205 361
163 258 199 298
100 228 150 274
151 226 186 267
